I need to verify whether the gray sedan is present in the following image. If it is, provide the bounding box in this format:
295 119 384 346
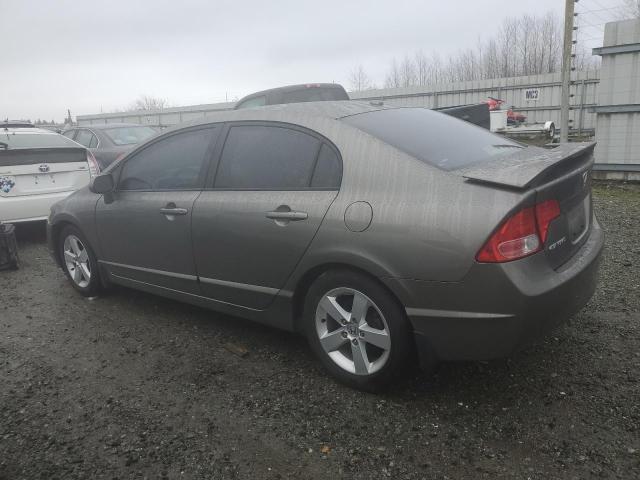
47 102 603 391
62 123 157 170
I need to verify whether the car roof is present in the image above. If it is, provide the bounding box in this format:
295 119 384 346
1 127 59 135
1 120 34 128
171 100 391 132
236 83 347 103
69 123 153 130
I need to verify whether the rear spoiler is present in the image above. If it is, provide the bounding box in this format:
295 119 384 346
0 147 87 167
459 142 596 190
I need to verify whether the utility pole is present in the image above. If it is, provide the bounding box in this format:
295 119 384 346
560 0 576 143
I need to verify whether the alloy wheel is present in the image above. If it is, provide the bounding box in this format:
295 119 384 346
315 287 391 376
63 234 91 288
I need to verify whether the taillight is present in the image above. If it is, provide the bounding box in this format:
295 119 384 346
476 200 560 263
86 150 100 178
535 200 561 243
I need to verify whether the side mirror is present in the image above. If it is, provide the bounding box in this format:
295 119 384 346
90 173 115 194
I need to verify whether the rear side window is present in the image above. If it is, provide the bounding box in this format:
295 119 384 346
119 127 216 191
311 144 341 188
215 125 321 189
75 130 93 148
342 108 523 171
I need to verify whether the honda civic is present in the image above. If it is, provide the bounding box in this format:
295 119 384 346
47 102 603 391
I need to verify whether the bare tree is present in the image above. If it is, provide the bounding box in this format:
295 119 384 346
414 51 429 86
384 58 402 89
127 95 168 112
376 10 567 87
619 0 640 18
399 55 417 87
349 65 372 91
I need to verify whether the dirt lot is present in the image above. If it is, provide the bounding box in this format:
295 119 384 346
1 182 638 480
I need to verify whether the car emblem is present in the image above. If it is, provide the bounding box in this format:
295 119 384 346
39 164 50 173
582 171 589 187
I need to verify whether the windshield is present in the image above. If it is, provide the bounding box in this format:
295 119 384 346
0 131 80 149
103 126 156 146
342 108 523 171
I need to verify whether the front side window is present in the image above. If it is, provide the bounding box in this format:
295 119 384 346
119 127 216 191
214 125 321 189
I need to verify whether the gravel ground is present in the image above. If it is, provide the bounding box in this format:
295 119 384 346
1 182 639 480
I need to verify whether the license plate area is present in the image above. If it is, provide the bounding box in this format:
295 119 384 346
567 193 591 245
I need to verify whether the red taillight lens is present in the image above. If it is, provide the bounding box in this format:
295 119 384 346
86 150 100 178
535 199 561 243
476 200 561 263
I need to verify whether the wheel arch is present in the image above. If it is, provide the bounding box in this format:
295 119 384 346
290 262 407 333
50 219 78 267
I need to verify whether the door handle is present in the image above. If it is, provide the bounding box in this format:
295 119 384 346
160 207 188 215
265 211 308 221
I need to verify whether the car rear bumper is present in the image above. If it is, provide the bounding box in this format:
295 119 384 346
0 191 75 223
383 218 604 364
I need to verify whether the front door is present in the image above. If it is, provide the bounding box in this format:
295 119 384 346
192 123 342 309
96 125 219 294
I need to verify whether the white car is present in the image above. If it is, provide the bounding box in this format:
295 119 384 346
0 126 99 223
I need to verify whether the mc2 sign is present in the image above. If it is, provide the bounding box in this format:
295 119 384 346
524 88 540 102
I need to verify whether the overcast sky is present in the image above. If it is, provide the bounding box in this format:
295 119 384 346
2 0 568 121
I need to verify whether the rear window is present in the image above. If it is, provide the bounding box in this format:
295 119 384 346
236 96 267 109
103 126 156 146
0 132 80 149
282 87 348 103
341 108 523 171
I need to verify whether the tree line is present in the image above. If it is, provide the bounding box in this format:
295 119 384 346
350 11 601 91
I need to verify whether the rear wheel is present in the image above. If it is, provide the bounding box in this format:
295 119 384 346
59 225 102 296
303 270 413 391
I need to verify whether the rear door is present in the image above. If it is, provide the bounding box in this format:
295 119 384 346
95 125 219 294
191 122 342 309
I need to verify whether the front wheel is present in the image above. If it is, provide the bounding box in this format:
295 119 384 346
59 225 102 296
303 270 414 391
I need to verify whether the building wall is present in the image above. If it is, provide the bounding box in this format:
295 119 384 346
77 71 600 134
593 19 640 180
350 70 600 134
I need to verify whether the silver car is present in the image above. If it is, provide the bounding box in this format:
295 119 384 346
47 102 603 391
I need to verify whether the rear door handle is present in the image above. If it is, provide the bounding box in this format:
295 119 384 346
160 207 188 215
265 211 308 221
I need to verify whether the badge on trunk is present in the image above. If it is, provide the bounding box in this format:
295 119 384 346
0 176 15 193
39 164 50 173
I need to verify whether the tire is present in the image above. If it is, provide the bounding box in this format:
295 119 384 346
58 225 102 297
303 269 413 392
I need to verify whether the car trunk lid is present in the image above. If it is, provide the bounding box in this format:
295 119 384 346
0 147 90 197
462 142 596 269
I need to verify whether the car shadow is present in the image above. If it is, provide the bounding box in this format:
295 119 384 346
14 221 47 245
96 282 578 403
